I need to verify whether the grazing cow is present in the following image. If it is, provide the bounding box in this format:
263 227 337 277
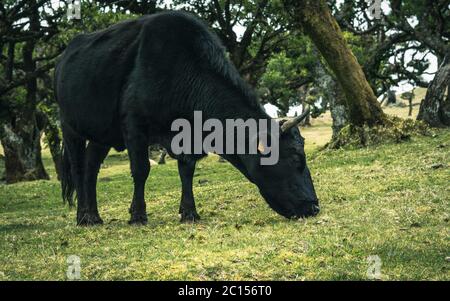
55 11 319 225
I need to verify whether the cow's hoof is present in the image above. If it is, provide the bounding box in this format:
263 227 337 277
128 213 148 225
180 211 201 223
77 212 103 226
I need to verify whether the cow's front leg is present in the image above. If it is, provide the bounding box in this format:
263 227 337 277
126 130 150 225
178 159 200 222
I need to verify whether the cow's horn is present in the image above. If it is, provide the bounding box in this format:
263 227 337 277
281 108 310 133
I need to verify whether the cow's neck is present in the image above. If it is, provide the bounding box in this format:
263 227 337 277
198 84 273 183
194 81 269 122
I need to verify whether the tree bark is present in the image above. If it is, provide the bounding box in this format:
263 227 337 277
417 56 450 127
283 0 386 127
329 81 349 139
0 116 49 184
312 56 349 137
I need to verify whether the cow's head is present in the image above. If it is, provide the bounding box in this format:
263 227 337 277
238 110 319 219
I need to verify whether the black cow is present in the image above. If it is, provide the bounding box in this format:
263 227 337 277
55 11 319 225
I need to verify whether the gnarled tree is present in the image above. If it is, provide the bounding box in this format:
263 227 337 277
417 56 450 127
283 0 386 128
0 0 54 183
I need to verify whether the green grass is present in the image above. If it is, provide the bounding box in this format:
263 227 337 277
0 113 449 280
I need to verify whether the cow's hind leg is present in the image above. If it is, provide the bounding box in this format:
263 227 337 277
178 159 200 223
82 142 110 225
126 128 150 225
63 134 98 225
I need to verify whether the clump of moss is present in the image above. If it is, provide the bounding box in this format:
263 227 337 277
327 116 431 149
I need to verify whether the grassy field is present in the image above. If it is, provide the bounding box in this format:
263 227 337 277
0 93 449 280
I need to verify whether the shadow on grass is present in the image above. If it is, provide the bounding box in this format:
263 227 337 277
0 222 46 233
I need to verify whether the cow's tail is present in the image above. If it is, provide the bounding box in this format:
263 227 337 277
61 141 75 207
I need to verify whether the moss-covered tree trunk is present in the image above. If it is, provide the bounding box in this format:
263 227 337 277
283 0 386 127
417 56 450 127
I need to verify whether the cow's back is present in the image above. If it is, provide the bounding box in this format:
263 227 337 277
55 11 259 149
55 18 144 147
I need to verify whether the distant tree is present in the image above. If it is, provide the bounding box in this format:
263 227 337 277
258 48 314 116
401 91 415 117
